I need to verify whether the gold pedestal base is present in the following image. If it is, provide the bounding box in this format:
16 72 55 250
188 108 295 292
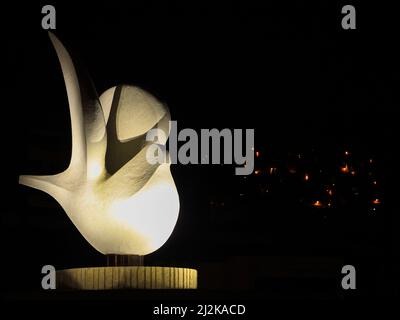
56 266 197 290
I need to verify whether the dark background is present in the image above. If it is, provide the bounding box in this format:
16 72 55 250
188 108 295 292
2 0 398 308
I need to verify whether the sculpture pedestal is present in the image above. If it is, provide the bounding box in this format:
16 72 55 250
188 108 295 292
56 266 197 290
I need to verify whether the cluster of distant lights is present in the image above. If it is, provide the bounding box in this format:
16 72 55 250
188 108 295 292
251 149 382 213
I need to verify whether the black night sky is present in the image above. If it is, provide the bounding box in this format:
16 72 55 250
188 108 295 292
2 0 399 310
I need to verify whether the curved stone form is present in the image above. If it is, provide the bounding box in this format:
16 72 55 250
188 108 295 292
57 267 197 290
19 33 180 256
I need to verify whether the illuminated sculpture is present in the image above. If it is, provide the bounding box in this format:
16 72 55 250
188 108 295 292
19 33 180 256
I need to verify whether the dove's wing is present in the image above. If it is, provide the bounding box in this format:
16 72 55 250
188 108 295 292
21 33 107 188
100 85 170 175
99 85 172 197
20 33 107 199
49 32 107 180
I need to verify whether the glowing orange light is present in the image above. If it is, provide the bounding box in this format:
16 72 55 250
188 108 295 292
341 164 349 173
313 200 322 207
372 198 381 205
254 170 261 175
327 189 333 196
256 151 260 157
373 181 377 185
351 170 356 176
304 173 309 181
345 151 349 156
269 167 276 174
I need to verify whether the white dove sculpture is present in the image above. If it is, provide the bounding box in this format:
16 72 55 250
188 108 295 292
19 33 180 256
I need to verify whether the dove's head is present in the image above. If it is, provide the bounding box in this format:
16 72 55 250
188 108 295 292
19 33 180 256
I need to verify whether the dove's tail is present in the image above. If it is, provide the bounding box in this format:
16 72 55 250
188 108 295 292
19 174 68 205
